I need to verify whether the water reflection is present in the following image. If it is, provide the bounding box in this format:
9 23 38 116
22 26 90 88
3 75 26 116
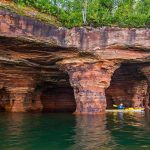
145 109 150 124
0 113 28 150
106 112 150 150
0 113 77 150
70 114 116 150
0 112 149 150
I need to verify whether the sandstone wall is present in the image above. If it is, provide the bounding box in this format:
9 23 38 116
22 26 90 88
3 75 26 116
0 8 149 114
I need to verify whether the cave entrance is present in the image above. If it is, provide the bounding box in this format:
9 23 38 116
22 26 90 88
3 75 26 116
0 88 10 111
105 63 149 109
31 81 76 113
41 86 76 113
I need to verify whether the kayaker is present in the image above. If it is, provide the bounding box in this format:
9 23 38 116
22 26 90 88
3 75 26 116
118 103 124 109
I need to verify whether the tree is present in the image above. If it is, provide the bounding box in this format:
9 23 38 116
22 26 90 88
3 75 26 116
13 0 150 28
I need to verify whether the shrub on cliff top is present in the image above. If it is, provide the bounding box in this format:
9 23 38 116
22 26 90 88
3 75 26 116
13 0 150 28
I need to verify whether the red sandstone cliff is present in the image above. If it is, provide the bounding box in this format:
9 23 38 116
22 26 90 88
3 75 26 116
0 7 150 114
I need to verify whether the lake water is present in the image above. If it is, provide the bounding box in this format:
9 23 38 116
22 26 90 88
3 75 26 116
0 112 150 150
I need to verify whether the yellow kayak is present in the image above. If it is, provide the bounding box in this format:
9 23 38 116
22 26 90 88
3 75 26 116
106 108 144 112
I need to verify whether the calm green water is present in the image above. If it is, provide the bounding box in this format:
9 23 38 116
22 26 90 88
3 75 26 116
0 112 150 150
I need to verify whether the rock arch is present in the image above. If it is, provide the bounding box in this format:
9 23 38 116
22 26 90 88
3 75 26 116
27 81 76 113
106 63 149 109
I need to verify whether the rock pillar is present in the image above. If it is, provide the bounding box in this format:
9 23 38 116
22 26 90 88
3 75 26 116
6 87 32 112
131 80 148 108
141 66 150 108
61 60 120 114
143 87 150 109
30 90 43 112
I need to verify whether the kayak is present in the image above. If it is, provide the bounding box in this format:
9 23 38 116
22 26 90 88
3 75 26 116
106 108 144 112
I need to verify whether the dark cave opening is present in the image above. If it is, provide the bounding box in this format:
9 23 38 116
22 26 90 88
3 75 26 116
0 88 10 111
105 63 149 109
30 79 76 113
41 87 76 113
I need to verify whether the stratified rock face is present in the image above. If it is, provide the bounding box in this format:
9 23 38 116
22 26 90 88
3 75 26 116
0 8 150 51
0 9 149 114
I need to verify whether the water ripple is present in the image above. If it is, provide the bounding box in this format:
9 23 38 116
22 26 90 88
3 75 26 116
0 112 149 150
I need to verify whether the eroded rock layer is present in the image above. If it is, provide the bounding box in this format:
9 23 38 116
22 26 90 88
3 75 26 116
0 8 150 114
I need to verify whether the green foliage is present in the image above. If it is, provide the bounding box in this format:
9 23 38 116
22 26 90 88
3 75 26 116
13 0 150 28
